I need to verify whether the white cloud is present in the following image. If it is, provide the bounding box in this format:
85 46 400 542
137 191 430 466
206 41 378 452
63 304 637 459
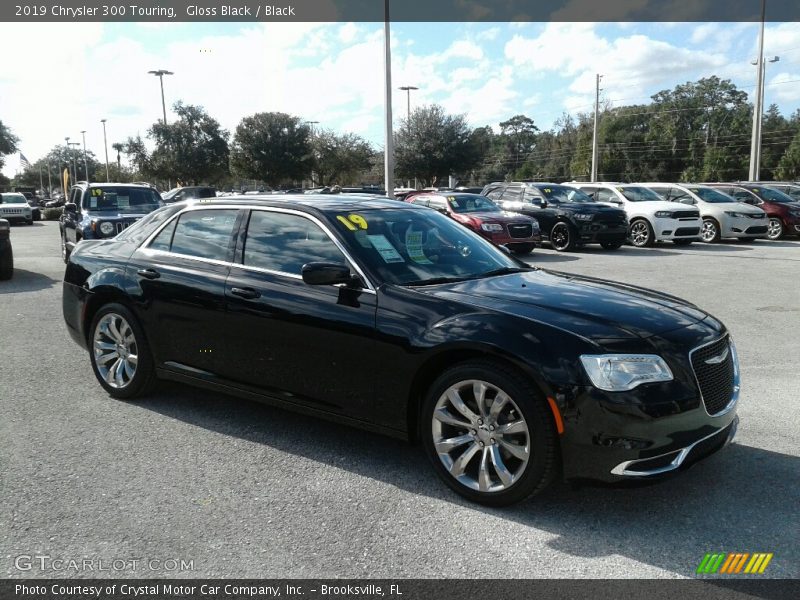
476 27 501 42
338 22 360 44
767 71 800 104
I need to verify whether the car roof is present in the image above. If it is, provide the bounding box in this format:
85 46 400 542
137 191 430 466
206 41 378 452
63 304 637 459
79 182 155 189
180 194 413 214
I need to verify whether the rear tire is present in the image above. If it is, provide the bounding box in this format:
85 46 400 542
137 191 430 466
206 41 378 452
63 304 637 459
701 218 721 243
0 246 13 280
767 218 784 240
421 360 558 506
550 222 576 252
89 303 157 400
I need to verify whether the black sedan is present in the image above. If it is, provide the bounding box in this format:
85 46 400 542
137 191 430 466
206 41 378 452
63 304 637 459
62 196 739 506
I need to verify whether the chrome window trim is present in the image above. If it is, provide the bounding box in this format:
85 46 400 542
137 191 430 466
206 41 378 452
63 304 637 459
688 335 740 418
138 203 378 294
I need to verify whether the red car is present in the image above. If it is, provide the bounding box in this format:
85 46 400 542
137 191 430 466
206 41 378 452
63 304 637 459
406 192 541 254
707 183 800 240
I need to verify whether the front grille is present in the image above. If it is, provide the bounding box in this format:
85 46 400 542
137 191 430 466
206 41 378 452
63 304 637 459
745 226 767 234
507 223 533 238
673 210 700 219
594 213 627 225
115 221 133 235
2 209 23 215
675 227 700 236
690 336 735 416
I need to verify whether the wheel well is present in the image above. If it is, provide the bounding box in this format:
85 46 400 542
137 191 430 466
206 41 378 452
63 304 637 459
406 349 548 444
82 288 131 344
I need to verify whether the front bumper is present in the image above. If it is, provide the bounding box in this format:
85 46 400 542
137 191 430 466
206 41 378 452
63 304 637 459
576 221 628 244
0 211 32 223
653 218 701 241
719 214 768 238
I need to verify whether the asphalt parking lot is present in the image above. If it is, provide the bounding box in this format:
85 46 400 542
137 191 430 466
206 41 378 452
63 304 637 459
1 221 798 579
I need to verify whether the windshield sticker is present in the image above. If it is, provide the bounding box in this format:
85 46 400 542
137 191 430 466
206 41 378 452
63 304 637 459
449 198 458 206
367 234 405 263
337 215 357 231
117 196 130 209
348 213 368 230
405 230 433 265
89 197 97 209
91 188 103 196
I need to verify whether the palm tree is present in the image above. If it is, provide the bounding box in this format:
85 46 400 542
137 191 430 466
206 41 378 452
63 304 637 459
111 143 124 173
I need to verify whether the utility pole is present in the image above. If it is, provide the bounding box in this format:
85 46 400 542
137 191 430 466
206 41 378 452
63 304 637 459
591 73 603 183
149 69 174 189
101 119 110 181
47 162 52 196
68 142 81 183
399 85 418 124
383 0 395 197
80 130 89 182
749 0 767 181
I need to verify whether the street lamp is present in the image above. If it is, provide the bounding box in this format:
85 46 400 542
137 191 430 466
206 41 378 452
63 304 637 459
80 130 89 182
383 0 394 197
399 85 418 125
100 119 110 182
148 69 174 125
303 121 320 187
67 142 81 185
65 136 75 184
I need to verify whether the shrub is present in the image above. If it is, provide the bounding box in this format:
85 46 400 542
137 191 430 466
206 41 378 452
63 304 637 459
43 207 63 221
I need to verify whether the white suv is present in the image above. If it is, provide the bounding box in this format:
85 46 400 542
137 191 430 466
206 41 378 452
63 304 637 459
643 183 768 243
565 183 702 247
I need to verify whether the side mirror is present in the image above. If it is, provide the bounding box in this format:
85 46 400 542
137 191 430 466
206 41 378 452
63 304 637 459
302 262 356 286
64 202 78 213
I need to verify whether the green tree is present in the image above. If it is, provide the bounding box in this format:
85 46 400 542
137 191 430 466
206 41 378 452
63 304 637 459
395 105 479 186
0 119 19 172
311 130 374 186
230 112 312 186
499 114 539 174
775 129 800 180
145 102 229 185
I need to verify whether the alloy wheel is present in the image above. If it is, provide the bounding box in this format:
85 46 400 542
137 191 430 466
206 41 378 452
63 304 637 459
701 220 718 242
551 223 570 251
431 379 530 493
767 218 783 240
93 313 139 389
629 221 651 247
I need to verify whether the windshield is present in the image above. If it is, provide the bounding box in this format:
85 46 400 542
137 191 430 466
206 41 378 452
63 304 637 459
329 207 524 286
618 186 664 202
83 187 162 213
687 187 736 203
537 185 595 203
750 186 796 203
1 194 27 204
448 194 501 214
161 188 180 201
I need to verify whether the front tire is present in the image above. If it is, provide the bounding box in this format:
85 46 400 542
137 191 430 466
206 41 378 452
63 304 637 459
89 303 157 399
767 218 784 240
422 360 558 506
60 232 70 264
629 219 654 247
0 246 13 280
509 243 535 255
701 218 721 243
550 222 576 252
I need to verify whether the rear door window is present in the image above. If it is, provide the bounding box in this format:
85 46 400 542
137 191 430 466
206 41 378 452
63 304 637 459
164 209 239 261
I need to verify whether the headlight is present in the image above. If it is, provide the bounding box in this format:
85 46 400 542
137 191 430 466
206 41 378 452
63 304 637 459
573 213 593 221
724 211 747 218
99 221 115 236
480 223 503 232
654 211 673 218
580 354 674 391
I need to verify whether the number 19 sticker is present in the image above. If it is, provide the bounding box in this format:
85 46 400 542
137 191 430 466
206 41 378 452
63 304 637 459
337 214 368 230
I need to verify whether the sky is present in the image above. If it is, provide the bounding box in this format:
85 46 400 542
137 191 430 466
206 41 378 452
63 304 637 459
1 20 800 178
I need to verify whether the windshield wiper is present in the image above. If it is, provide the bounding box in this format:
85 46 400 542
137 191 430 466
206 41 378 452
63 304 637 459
478 266 532 278
403 276 475 286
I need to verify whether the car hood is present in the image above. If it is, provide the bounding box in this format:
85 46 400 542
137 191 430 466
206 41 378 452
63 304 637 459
86 212 146 220
457 211 532 222
419 269 710 341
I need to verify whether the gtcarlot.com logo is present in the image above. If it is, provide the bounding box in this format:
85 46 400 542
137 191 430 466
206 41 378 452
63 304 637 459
14 555 194 573
697 552 774 574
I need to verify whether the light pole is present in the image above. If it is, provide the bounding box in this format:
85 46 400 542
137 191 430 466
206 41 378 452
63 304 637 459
591 73 603 183
68 142 81 185
383 0 395 197
148 69 173 125
303 121 319 187
65 137 75 184
100 119 110 182
399 85 418 125
80 130 89 182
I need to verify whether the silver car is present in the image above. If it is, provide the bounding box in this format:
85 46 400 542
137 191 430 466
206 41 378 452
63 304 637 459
0 193 33 225
642 183 767 243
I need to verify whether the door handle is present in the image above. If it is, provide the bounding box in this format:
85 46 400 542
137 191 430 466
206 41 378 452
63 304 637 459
137 268 160 280
230 287 261 300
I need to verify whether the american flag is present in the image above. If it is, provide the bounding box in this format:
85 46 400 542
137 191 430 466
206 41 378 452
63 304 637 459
19 153 30 169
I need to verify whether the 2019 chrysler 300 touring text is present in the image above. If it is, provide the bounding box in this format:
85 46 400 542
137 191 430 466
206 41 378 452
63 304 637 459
62 196 740 506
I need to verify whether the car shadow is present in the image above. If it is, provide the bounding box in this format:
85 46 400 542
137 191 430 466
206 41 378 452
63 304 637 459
136 383 798 578
0 269 59 293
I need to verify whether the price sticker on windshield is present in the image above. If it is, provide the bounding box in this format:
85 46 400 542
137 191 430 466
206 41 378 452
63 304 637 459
91 189 103 196
338 214 368 230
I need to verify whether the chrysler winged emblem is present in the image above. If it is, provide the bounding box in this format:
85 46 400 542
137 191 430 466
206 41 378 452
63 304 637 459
705 346 730 365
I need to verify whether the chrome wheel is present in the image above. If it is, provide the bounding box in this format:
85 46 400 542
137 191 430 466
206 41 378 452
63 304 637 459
629 220 651 247
701 220 718 242
93 313 138 389
767 218 783 240
432 379 530 493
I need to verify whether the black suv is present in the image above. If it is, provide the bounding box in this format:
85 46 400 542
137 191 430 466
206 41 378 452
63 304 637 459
60 182 163 263
482 182 628 251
